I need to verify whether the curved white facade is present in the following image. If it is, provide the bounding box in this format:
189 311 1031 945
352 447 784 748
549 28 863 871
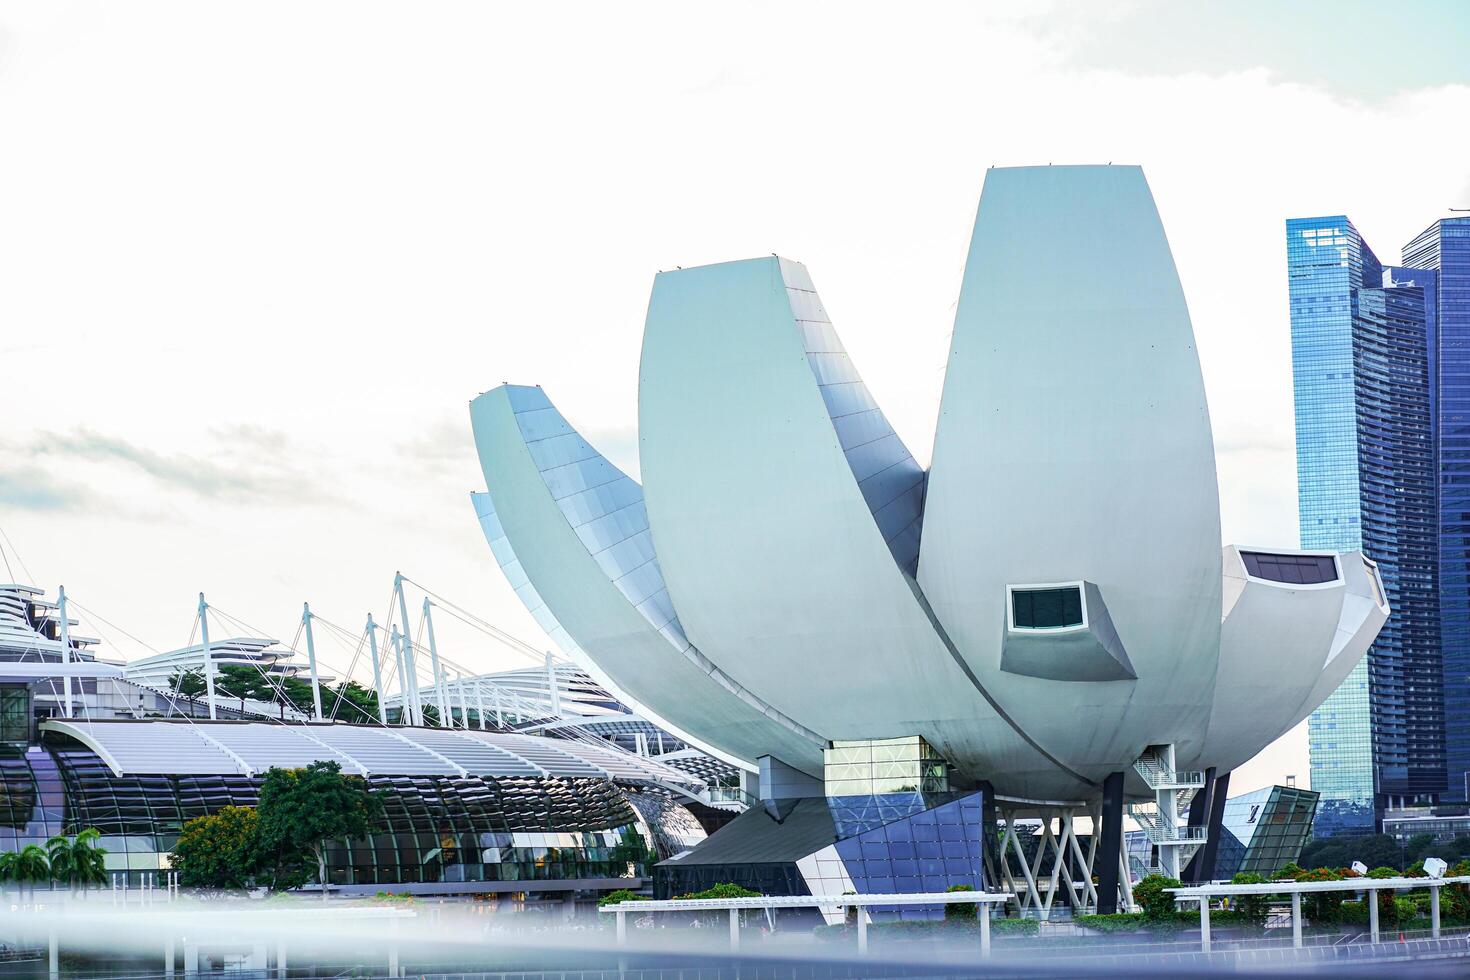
470 165 1388 800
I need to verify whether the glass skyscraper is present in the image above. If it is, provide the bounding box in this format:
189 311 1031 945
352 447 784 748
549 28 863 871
1288 216 1443 834
1404 216 1470 804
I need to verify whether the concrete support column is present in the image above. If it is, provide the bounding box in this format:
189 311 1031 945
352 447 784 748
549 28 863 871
165 938 175 980
616 910 627 946
728 908 740 951
1181 766 1216 883
48 927 58 980
856 908 867 954
276 939 287 979
1200 897 1211 953
184 945 199 979
1368 887 1380 943
1291 891 1302 948
1432 885 1441 939
980 903 991 958
1096 771 1125 914
1194 771 1230 883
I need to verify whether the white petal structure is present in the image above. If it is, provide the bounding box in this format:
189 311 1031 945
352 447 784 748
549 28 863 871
470 385 827 773
1204 546 1388 774
469 165 1388 800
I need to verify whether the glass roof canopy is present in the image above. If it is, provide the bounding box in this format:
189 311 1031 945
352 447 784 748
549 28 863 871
39 718 705 791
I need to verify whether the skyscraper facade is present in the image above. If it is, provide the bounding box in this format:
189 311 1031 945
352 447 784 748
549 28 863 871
1288 216 1443 834
1404 216 1470 804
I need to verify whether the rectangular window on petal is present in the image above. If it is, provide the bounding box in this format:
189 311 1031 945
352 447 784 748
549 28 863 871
1011 587 1083 629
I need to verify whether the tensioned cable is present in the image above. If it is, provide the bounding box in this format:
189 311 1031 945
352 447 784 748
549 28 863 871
400 576 550 664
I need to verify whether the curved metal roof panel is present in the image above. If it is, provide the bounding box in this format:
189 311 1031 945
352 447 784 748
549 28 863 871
40 719 706 790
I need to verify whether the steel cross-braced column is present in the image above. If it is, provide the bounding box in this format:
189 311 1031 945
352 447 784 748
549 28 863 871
301 603 324 722
422 599 452 727
393 573 423 725
198 593 217 721
365 614 388 725
56 585 73 718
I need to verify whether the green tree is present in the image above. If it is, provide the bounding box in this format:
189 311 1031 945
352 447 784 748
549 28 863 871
45 829 107 892
170 668 207 699
1133 873 1181 920
170 805 264 891
326 681 380 724
256 761 381 900
0 844 52 899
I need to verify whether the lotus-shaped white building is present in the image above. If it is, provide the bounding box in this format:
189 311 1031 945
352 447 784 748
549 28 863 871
469 166 1386 896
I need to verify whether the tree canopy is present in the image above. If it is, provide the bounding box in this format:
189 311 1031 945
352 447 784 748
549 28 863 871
256 760 381 897
167 666 379 721
171 805 266 890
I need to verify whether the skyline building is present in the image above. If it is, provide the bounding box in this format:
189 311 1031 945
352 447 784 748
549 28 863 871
1404 216 1470 804
1289 214 1469 833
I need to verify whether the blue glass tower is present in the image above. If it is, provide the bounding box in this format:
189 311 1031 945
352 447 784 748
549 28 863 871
1404 216 1470 804
1287 217 1443 834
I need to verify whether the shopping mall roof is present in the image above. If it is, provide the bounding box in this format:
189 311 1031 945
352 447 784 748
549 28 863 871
40 718 704 790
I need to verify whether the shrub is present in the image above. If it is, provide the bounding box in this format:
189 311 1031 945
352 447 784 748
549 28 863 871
1339 900 1368 925
1133 874 1182 920
676 882 761 900
598 888 649 907
1075 913 1147 933
1296 867 1342 924
1229 872 1270 925
1275 862 1305 880
991 917 1038 936
944 883 977 921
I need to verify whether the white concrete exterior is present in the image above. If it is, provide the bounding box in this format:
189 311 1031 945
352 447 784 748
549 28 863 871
470 165 1387 800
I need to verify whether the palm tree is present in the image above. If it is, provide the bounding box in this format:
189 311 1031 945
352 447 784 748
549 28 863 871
46 834 77 890
3 845 52 901
72 829 108 891
45 830 109 894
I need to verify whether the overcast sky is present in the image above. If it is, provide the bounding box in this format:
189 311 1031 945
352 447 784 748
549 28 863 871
3 0 1468 794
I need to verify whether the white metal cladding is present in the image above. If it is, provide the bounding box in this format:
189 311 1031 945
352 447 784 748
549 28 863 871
297 725 465 776
199 721 359 774
638 256 1066 795
917 165 1224 788
470 384 827 775
394 727 546 777
471 491 586 661
782 258 927 576
44 720 244 775
465 730 609 779
41 719 708 785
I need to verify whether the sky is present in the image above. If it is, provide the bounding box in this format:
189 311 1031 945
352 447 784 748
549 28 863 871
2 0 1469 794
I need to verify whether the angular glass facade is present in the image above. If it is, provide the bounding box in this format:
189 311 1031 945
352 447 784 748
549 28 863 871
1404 217 1470 804
1213 785 1319 878
823 736 949 796
1 739 703 888
1288 217 1443 834
655 789 987 920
